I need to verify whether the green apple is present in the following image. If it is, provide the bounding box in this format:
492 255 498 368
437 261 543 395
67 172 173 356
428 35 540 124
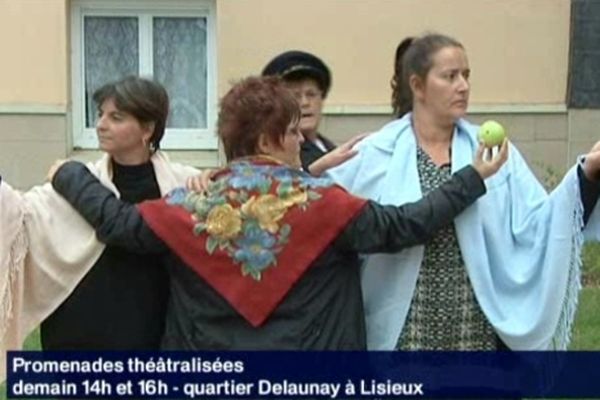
478 120 506 147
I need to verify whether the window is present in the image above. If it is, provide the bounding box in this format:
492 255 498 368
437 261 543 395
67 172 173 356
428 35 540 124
71 0 217 149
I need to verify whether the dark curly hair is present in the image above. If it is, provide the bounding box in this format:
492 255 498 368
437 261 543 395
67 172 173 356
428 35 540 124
391 33 463 118
218 76 300 162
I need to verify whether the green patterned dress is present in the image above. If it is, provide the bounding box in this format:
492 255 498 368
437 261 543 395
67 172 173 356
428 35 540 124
397 147 498 350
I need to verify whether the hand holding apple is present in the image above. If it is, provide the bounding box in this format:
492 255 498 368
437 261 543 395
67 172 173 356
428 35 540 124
478 120 506 148
473 138 509 179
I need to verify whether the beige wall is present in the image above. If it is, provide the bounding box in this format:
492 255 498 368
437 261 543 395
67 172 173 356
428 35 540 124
0 114 67 186
0 0 67 106
0 0 571 107
0 0 576 188
217 0 570 107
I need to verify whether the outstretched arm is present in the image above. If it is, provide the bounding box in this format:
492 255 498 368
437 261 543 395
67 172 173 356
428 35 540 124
335 166 484 253
51 161 169 254
579 140 600 225
335 140 509 253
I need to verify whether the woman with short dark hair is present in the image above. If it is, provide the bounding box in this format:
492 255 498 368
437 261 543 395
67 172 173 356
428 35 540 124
0 76 200 372
40 76 202 352
92 76 170 153
46 75 507 350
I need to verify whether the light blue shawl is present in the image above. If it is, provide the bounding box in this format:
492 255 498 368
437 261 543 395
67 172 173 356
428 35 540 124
328 114 595 350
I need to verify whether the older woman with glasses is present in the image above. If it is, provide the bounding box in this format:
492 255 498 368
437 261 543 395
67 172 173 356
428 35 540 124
262 51 338 171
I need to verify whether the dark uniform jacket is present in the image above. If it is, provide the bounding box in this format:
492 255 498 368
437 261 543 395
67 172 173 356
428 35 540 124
52 162 486 350
300 133 336 171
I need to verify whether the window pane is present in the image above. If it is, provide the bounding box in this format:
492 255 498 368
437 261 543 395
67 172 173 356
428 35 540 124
153 17 207 129
84 16 138 128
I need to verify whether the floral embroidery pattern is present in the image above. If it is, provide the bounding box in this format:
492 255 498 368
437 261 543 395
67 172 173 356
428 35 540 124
166 161 331 280
205 204 242 239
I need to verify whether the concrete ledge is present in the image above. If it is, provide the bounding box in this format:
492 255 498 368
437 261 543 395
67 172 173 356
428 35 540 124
323 103 567 115
70 149 221 169
0 104 66 115
0 103 566 116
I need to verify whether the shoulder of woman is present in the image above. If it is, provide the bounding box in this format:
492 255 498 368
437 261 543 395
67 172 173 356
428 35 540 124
363 116 413 154
456 118 480 139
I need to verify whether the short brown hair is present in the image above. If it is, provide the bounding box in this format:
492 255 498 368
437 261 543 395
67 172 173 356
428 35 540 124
93 76 169 152
218 76 300 161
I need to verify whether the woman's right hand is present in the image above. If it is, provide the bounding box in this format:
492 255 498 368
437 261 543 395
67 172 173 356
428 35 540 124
472 139 509 179
186 169 217 193
582 140 600 182
307 132 370 176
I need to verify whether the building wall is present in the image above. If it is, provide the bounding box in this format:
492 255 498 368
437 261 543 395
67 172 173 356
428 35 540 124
0 114 67 186
217 0 570 105
0 0 593 190
0 0 67 105
0 0 68 188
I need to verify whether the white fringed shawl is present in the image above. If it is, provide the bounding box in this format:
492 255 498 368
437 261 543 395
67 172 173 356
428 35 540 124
0 151 198 381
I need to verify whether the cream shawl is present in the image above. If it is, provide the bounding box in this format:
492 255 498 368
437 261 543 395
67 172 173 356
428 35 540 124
0 151 199 381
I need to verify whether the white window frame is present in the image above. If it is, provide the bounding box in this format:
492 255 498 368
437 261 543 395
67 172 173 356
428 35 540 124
71 0 217 150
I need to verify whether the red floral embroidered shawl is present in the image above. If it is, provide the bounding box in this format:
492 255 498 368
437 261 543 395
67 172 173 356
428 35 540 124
138 159 366 327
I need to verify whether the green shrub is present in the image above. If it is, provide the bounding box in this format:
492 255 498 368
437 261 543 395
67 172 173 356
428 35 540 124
583 242 600 287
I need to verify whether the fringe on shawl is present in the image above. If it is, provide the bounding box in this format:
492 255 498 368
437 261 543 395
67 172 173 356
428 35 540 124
0 218 29 342
551 173 584 350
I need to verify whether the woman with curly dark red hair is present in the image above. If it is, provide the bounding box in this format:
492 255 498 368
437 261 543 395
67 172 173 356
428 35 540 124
46 75 505 350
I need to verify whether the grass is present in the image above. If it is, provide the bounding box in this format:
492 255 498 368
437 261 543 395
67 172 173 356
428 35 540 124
570 286 600 350
582 242 600 287
0 331 39 400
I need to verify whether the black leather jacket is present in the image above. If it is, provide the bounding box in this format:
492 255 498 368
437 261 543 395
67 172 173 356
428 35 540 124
52 162 485 350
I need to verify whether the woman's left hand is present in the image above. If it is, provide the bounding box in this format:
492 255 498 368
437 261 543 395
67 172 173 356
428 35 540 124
47 159 68 182
307 132 370 176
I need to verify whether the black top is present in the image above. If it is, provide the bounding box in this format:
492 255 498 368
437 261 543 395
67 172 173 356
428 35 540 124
41 160 169 350
300 133 337 171
51 161 486 350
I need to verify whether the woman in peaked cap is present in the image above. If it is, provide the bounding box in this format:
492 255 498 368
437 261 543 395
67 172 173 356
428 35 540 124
262 50 337 171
